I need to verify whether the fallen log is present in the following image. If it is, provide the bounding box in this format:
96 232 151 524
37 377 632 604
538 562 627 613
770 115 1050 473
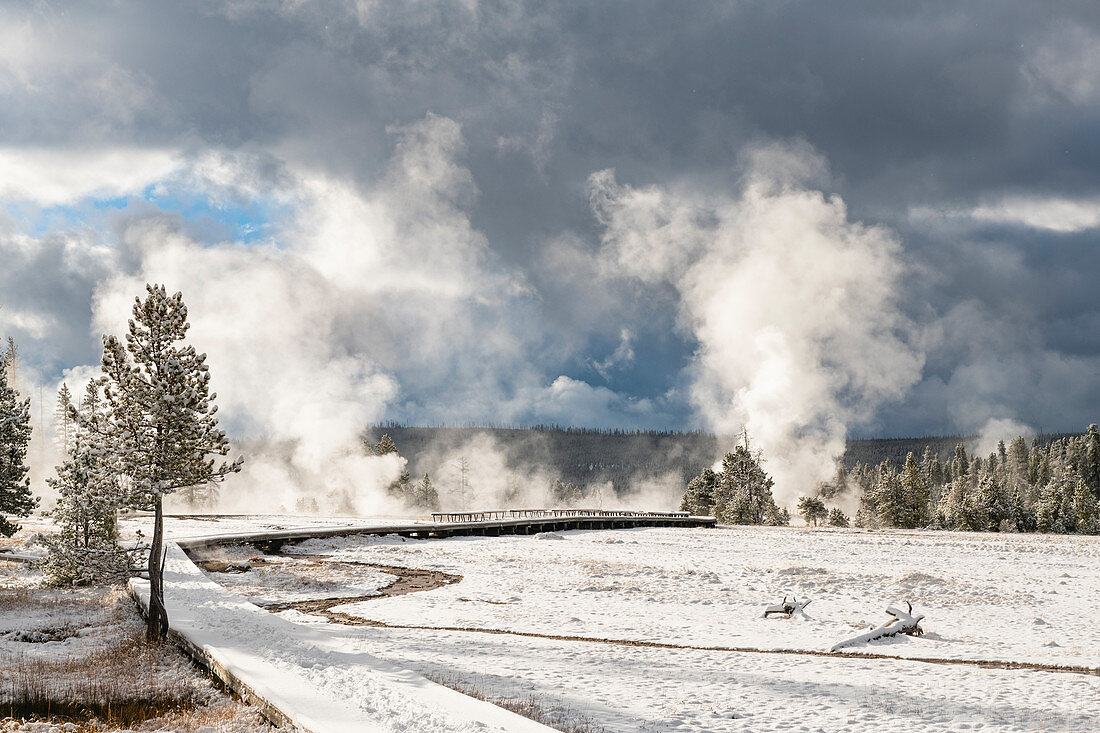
764 596 811 618
831 601 924 651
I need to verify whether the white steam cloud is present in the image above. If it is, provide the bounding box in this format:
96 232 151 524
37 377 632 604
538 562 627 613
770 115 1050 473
8 126 925 515
389 432 686 513
589 143 925 502
86 114 529 515
975 417 1034 460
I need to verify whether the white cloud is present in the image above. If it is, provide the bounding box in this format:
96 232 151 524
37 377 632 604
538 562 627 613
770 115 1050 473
536 376 655 428
968 196 1100 233
0 148 181 206
590 329 635 379
0 308 53 339
911 194 1100 234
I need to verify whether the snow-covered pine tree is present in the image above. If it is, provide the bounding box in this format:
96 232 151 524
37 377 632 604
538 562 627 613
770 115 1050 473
551 479 582 506
1005 435 1035 510
1036 468 1072 534
764 503 791 526
374 436 414 501
853 506 877 528
827 507 849 527
899 452 931 528
4 337 18 391
680 467 717 516
41 381 140 586
797 495 827 526
98 285 242 639
0 344 36 537
920 445 944 495
1084 424 1100 501
387 468 413 501
713 432 780 525
872 459 906 528
950 443 969 484
849 461 874 496
973 462 1013 532
414 473 440 511
54 383 77 457
1073 479 1099 534
374 434 398 455
935 476 969 530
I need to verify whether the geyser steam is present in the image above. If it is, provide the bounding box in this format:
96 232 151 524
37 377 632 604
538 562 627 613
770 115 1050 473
88 114 521 514
590 143 924 502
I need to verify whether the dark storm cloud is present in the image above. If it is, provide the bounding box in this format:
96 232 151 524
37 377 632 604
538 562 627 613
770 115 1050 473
2 0 1098 436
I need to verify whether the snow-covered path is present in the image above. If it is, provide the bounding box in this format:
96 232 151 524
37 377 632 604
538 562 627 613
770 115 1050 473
132 543 555 733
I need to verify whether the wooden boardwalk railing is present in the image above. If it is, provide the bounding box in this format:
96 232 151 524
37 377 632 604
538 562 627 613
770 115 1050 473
431 509 693 523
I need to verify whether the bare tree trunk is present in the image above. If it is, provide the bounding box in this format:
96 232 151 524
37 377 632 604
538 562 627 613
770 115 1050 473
146 497 169 640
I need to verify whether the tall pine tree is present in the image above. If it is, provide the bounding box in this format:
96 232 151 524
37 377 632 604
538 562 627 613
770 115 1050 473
98 285 242 639
899 452 930 528
414 473 440 511
0 343 36 536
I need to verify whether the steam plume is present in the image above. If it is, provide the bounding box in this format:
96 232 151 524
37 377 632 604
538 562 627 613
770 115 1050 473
590 143 925 502
87 115 522 514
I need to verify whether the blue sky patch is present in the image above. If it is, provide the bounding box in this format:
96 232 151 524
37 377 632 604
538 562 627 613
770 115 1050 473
4 184 287 246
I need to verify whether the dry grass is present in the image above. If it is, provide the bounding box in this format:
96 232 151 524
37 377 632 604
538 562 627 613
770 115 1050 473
425 670 610 733
0 582 269 732
3 635 209 724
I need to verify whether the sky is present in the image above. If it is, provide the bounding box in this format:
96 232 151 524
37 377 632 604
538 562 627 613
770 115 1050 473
2 0 1099 465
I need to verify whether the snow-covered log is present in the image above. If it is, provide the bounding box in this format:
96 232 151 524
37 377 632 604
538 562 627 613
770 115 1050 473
764 596 811 618
831 601 924 651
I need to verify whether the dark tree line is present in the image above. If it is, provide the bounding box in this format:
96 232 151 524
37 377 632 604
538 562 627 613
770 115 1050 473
364 425 719 495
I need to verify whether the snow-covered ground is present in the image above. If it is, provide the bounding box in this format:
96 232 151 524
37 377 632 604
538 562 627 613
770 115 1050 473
192 544 395 607
294 526 1100 668
251 525 1100 732
9 515 1100 731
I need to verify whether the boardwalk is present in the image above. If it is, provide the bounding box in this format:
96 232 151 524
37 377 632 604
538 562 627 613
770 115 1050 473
177 509 716 554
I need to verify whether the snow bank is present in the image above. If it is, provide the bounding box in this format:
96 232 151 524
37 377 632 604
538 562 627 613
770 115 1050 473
131 543 553 733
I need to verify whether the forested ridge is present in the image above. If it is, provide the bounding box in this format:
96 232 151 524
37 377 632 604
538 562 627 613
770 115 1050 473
363 424 1078 493
364 424 719 493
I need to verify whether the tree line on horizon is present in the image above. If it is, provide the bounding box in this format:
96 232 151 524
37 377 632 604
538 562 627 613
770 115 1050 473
363 424 1085 504
836 428 1100 533
680 426 1100 535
